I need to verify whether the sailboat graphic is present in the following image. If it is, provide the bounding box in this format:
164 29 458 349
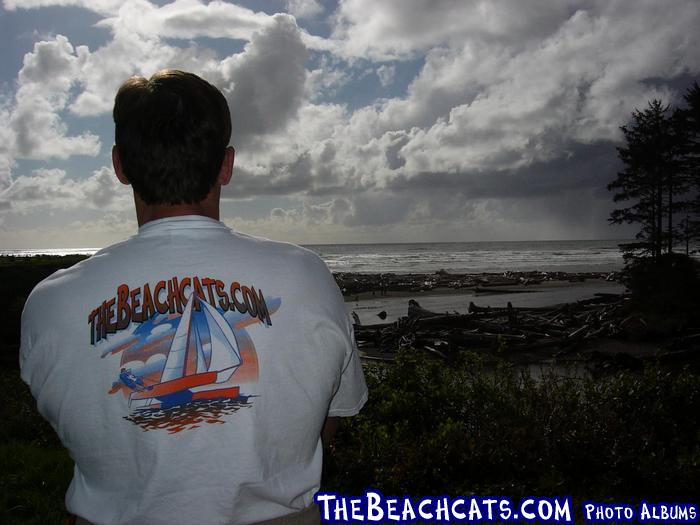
129 295 242 409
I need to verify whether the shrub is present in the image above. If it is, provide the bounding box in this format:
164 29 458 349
324 349 700 500
620 253 700 312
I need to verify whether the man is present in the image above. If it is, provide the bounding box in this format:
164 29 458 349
20 70 367 525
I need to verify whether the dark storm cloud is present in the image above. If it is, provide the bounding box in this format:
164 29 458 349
225 161 314 199
386 142 620 200
219 15 308 144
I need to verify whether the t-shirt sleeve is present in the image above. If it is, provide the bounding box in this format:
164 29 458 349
301 249 368 417
18 283 60 429
327 318 368 417
19 286 43 390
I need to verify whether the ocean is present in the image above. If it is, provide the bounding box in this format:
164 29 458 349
306 239 627 274
1 239 627 274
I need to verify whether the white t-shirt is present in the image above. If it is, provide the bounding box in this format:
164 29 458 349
20 215 368 525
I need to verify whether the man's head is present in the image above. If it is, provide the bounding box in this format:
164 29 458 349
112 69 232 205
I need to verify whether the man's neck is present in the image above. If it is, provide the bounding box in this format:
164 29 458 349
133 193 220 227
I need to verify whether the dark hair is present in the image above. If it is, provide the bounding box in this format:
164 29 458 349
113 70 231 205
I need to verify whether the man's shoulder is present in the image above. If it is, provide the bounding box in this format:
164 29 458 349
29 255 93 295
228 230 306 254
228 232 340 298
230 231 329 271
26 239 132 302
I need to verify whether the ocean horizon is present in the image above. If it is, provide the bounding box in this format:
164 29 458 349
1 239 632 274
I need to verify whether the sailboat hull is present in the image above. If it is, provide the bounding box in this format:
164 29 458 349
192 386 240 401
129 371 241 409
131 371 217 400
157 389 193 407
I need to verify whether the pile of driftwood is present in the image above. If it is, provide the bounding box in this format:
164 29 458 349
336 270 619 296
352 293 699 366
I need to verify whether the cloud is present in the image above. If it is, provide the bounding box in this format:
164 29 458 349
305 55 352 100
222 102 358 199
387 142 618 200
0 210 137 249
0 103 14 187
122 352 167 377
99 322 139 354
285 0 323 20
70 9 219 116
5 2 307 147
0 166 130 212
271 197 352 226
214 14 308 143
2 35 101 163
96 0 272 42
146 322 173 341
329 0 577 60
3 0 122 15
6 2 275 121
376 64 395 87
69 212 137 235
299 0 700 197
81 166 133 208
1 0 699 245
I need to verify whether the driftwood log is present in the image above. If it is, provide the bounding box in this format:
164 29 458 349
353 292 700 369
336 270 619 297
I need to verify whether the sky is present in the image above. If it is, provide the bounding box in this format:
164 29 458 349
1 0 699 248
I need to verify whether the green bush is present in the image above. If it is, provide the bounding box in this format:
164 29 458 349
0 369 72 524
0 255 89 352
620 253 700 313
324 349 700 500
3 353 700 523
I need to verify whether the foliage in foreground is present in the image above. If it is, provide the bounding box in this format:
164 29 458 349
2 353 699 523
620 252 700 315
324 350 700 500
0 255 90 364
0 369 73 525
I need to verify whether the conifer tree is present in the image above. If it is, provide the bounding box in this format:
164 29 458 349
678 82 700 251
608 100 687 261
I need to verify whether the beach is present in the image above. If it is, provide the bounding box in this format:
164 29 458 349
5 253 692 375
309 240 627 325
0 248 627 368
342 274 625 325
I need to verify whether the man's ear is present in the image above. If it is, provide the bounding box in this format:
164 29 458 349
112 146 130 185
218 146 235 186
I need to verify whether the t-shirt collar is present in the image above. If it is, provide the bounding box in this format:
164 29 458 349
137 215 229 235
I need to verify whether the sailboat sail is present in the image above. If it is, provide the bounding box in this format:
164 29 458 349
193 321 208 374
160 296 194 383
200 299 241 383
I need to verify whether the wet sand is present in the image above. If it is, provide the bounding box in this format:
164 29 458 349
346 278 626 325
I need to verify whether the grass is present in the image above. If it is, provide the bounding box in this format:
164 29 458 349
0 368 73 525
1 443 73 525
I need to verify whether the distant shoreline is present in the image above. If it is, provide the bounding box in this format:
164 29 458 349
0 238 634 253
0 253 624 326
16 241 697 279
1 239 628 276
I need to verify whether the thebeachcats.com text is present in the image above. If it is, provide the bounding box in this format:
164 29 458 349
314 490 698 523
